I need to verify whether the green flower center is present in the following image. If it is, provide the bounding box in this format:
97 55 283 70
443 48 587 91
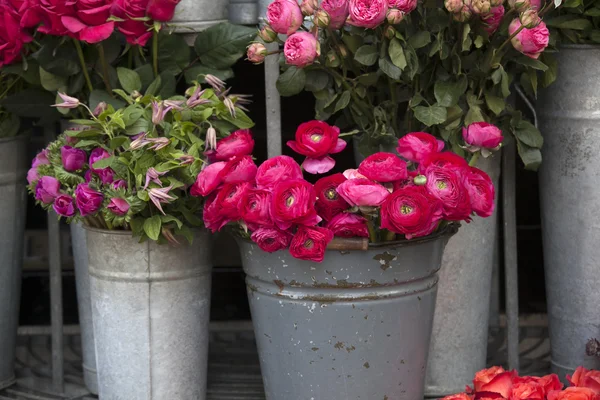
401 205 413 215
436 180 447 190
310 134 323 142
304 239 314 249
286 196 295 207
325 188 337 200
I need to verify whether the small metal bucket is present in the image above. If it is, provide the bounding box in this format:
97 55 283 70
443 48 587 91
86 227 212 399
239 228 456 400
0 134 27 390
171 0 230 32
229 0 258 25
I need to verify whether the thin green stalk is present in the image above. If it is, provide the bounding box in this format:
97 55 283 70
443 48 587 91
389 78 398 131
128 47 134 70
384 230 396 241
97 44 113 96
367 219 378 243
469 152 480 167
153 30 159 77
497 24 525 54
0 76 20 99
73 39 93 93
317 65 371 117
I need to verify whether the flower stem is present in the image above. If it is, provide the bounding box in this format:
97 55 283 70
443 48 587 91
73 39 93 93
153 30 159 78
384 229 396 241
367 219 378 243
97 44 113 97
469 152 480 167
497 24 525 55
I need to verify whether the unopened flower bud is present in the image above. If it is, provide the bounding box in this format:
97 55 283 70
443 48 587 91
508 0 531 12
326 50 341 68
414 175 427 186
338 44 349 58
259 25 278 43
453 5 472 21
490 0 504 6
519 9 541 28
247 42 268 64
471 0 491 14
300 0 318 16
386 8 404 24
445 0 463 13
131 90 142 99
93 102 107 116
315 9 331 27
384 25 397 39
205 126 217 150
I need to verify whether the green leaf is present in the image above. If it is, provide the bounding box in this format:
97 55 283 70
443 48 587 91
117 67 142 94
32 36 81 77
514 56 548 71
157 32 191 75
334 91 351 114
389 38 407 70
541 54 558 88
0 89 59 119
0 113 20 138
184 65 233 84
146 75 162 96
143 215 162 241
516 140 542 170
304 70 330 92
354 45 378 66
135 64 155 91
434 76 468 107
158 72 176 98
3 61 41 85
122 106 145 126
92 156 115 170
39 67 68 91
407 31 431 49
514 120 543 148
222 108 255 129
465 106 485 125
357 73 379 86
89 90 126 111
413 105 447 126
276 67 306 97
546 16 593 30
462 24 472 52
194 22 256 69
378 57 401 80
585 7 600 16
161 215 183 229
175 225 194 244
485 92 505 116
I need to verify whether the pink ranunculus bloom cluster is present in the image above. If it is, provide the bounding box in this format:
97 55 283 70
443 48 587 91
443 365 600 400
192 120 497 262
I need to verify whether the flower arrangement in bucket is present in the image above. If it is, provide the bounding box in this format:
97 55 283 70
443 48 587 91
441 365 600 399
194 117 501 261
248 0 555 168
27 75 254 243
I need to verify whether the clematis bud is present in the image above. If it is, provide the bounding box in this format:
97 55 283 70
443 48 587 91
93 102 107 116
508 0 531 12
387 8 404 24
471 0 491 14
259 25 278 43
315 9 331 27
247 43 268 64
453 5 472 21
519 9 541 28
131 90 142 99
414 175 427 186
52 93 80 109
445 0 463 12
206 126 217 150
385 25 397 39
301 0 318 15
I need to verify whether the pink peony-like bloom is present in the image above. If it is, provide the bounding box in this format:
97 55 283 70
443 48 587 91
146 0 181 22
463 166 495 217
255 155 303 189
205 129 254 162
251 228 293 253
314 173 349 221
462 122 503 152
284 31 321 68
509 19 549 59
60 146 86 172
35 176 60 204
289 225 334 262
347 0 389 29
418 151 468 174
61 0 116 44
75 183 104 217
220 156 258 184
271 179 321 230
53 194 76 217
322 0 350 29
267 0 304 35
287 120 345 174
336 178 389 207
389 0 417 13
190 161 226 197
240 188 273 230
358 152 408 182
481 5 504 35
424 165 472 221
326 213 370 238
107 198 130 216
397 132 445 163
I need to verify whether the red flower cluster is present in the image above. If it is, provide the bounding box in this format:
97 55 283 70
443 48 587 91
192 122 497 262
443 366 600 400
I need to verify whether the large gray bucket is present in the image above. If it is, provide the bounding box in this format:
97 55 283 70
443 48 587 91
239 229 455 400
0 135 27 390
171 0 230 32
537 45 600 379
229 0 258 25
70 223 98 394
86 227 212 399
425 155 501 397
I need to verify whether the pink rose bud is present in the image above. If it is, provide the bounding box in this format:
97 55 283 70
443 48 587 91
482 5 505 34
387 8 404 24
520 9 541 28
389 0 418 13
52 93 80 109
107 198 130 216
112 179 128 190
462 122 503 152
267 0 304 35
259 25 278 43
445 0 463 13
453 5 472 21
61 145 87 172
384 25 397 39
508 0 530 11
471 0 491 14
53 195 76 218
509 19 549 59
284 32 321 68
247 42 268 64
326 50 341 67
27 167 40 185
315 9 331 27
93 102 107 116
300 0 318 15
348 0 388 29
322 0 350 29
35 176 60 204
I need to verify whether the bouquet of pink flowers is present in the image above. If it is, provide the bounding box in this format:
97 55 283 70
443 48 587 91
192 118 499 262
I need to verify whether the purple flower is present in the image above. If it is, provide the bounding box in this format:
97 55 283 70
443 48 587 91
148 185 175 215
97 168 115 185
75 184 104 217
112 179 127 190
89 148 111 171
27 167 40 185
143 168 167 190
53 195 76 217
186 86 209 108
85 170 93 183
52 92 80 109
35 176 60 204
107 198 129 216
61 146 87 172
32 149 49 168
151 101 169 125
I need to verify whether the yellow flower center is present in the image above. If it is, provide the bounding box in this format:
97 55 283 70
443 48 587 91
436 180 447 190
401 205 413 215
311 134 323 142
286 196 295 207
325 188 337 200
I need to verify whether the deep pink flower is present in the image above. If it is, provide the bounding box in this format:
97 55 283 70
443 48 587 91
509 19 549 59
347 0 388 29
358 152 408 182
271 179 321 230
314 173 349 221
397 132 445 163
220 156 258 184
463 166 495 217
61 146 86 172
418 151 468 174
462 122 503 151
146 0 181 22
61 0 116 44
0 2 30 67
107 198 130 216
35 176 60 204
27 167 40 185
111 0 152 46
190 161 226 197
326 213 369 238
287 120 345 174
20 0 75 36
89 148 111 171
112 179 127 190
267 0 303 35
203 193 230 233
251 228 293 253
336 178 389 207
53 194 76 217
75 183 104 216
240 188 273 230
255 155 303 189
284 31 321 68
481 5 504 35
322 0 350 29
205 129 255 162
424 165 472 221
289 226 334 262
32 149 49 168
97 168 115 185
389 0 417 13
215 181 253 221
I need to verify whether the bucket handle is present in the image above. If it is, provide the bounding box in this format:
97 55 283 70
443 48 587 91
515 84 538 129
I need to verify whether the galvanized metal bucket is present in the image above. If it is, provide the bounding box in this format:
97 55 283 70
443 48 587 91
70 223 98 394
171 0 230 32
86 227 212 399
229 0 258 25
238 228 456 400
0 134 27 390
537 45 600 379
425 155 501 397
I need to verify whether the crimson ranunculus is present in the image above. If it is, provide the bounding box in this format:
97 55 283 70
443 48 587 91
548 387 600 400
284 31 321 68
61 0 115 44
462 122 503 152
240 188 273 230
463 166 495 217
289 226 333 262
358 152 408 182
35 176 60 204
509 19 549 60
347 0 388 29
287 120 346 174
206 129 255 162
322 0 350 29
61 145 86 172
271 179 321 230
267 0 303 35
511 382 545 400
111 0 152 46
215 181 253 221
220 155 258 184
107 198 129 216
203 193 230 233
397 132 444 163
569 367 600 393
75 183 104 216
419 151 468 173
336 178 389 207
255 155 303 189
314 173 349 221
53 194 76 217
380 186 443 239
251 227 292 253
424 165 472 221
326 213 369 238
146 0 181 22
190 161 226 197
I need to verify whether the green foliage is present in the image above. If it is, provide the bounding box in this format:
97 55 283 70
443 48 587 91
546 0 600 43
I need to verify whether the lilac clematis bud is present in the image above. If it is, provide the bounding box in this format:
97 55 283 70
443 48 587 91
205 74 226 93
186 86 209 108
147 137 171 151
143 167 167 190
205 127 217 151
130 133 150 150
93 102 108 116
148 185 176 215
52 93 80 109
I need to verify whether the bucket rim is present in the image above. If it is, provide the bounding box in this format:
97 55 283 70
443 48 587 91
0 132 30 144
558 44 600 50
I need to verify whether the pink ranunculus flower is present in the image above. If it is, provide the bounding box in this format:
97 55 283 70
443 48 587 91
205 129 254 161
146 0 181 22
284 31 321 68
53 194 76 217
348 0 389 29
241 189 274 230
267 0 304 35
397 132 445 163
251 228 292 253
336 178 389 207
203 193 230 233
255 155 303 189
60 146 87 172
326 213 370 238
190 161 227 197
271 179 322 230
463 166 495 217
35 176 60 204
287 120 345 174
389 0 417 13
462 122 503 153
220 156 258 184
509 19 549 59
61 0 116 44
289 226 333 262
358 152 408 182
481 5 504 35
107 198 130 216
322 0 350 29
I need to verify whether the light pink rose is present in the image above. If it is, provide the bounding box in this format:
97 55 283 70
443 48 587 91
481 5 504 35
267 0 303 35
509 19 549 59
336 178 389 207
462 122 503 151
322 0 350 29
284 31 320 68
389 0 416 13
348 0 388 29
